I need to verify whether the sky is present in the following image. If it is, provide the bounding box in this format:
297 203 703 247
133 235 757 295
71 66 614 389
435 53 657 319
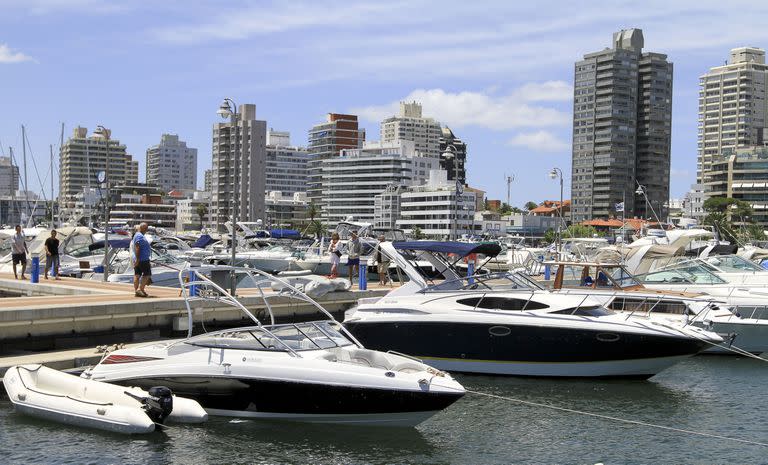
1 0 768 208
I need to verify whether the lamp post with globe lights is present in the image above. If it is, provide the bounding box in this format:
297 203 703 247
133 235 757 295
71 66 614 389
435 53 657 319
94 125 111 282
216 98 239 296
549 167 563 259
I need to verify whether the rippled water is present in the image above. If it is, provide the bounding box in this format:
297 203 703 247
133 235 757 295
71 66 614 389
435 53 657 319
2 356 767 464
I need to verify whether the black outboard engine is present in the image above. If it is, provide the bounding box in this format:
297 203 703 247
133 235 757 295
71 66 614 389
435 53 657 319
143 386 174 424
125 386 174 426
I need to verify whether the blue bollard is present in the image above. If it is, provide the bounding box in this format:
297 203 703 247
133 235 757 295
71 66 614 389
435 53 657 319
467 260 475 285
544 264 551 281
358 258 367 290
31 254 40 283
187 269 197 296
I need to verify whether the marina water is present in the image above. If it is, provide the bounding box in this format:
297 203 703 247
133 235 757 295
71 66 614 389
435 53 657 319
2 356 766 464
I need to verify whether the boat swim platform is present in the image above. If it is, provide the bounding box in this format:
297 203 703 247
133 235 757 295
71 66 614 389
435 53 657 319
0 273 392 355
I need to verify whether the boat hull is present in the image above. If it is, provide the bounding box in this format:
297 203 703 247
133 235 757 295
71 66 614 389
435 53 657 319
344 321 709 378
102 375 464 427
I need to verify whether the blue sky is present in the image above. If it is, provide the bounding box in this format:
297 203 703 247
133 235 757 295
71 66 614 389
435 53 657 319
1 0 768 207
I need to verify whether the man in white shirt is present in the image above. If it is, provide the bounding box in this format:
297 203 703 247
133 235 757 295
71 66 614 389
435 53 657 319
11 225 28 280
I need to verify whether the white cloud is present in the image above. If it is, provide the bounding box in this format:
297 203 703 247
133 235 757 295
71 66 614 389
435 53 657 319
351 83 571 131
0 44 34 64
507 131 570 153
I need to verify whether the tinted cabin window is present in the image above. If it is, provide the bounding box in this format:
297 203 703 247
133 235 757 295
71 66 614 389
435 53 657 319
457 297 549 310
609 297 688 315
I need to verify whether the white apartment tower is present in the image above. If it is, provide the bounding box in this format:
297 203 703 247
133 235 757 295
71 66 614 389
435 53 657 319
0 156 20 196
59 126 137 202
211 104 267 232
265 129 312 195
146 134 198 192
381 102 443 159
698 47 768 185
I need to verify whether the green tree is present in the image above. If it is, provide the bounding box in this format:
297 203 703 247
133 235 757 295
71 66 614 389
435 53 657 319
742 224 766 242
525 201 538 211
543 228 556 244
305 219 326 239
703 197 754 243
563 224 600 238
195 203 208 228
498 203 512 215
412 226 425 240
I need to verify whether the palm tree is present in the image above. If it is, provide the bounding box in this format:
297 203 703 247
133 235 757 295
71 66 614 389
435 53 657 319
196 203 208 229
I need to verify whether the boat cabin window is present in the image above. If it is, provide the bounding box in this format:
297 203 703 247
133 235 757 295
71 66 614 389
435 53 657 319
457 296 549 310
550 306 614 317
637 263 727 285
608 297 689 315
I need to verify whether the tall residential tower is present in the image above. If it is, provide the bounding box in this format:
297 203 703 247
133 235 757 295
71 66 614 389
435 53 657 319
211 104 267 231
570 29 673 223
146 134 198 192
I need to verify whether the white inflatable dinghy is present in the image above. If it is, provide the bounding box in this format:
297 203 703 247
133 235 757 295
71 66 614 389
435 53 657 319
3 364 207 434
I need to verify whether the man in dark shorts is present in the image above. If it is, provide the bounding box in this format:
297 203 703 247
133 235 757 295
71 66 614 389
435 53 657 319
132 222 152 297
11 225 28 280
44 229 61 280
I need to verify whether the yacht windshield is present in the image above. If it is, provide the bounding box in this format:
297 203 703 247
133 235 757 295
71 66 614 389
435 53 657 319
424 272 543 293
184 321 353 352
704 255 764 272
636 262 727 285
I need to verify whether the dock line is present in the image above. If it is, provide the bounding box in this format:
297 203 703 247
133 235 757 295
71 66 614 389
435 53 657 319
466 389 768 448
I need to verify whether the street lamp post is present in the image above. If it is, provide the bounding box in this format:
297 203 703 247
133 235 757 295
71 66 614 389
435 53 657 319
635 183 663 226
443 145 462 240
94 125 110 282
549 168 564 259
217 98 239 296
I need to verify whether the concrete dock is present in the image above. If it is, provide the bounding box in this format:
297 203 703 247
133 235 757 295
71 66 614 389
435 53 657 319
0 273 393 376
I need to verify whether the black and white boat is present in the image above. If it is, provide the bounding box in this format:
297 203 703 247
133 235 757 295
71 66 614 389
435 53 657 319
82 268 465 427
343 241 722 379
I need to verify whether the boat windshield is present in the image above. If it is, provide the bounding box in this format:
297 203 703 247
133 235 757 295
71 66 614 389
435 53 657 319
424 272 544 293
704 255 764 272
556 264 641 289
184 321 353 352
635 262 727 285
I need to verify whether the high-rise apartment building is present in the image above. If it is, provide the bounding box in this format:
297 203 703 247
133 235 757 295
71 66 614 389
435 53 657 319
146 134 198 192
381 102 442 159
438 126 467 184
211 104 267 232
571 29 673 223
698 47 768 186
265 129 311 195
59 126 137 202
306 113 365 208
203 169 212 193
0 156 20 196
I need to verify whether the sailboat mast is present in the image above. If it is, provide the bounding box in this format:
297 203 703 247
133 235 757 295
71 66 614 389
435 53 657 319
21 125 30 224
50 144 55 226
58 122 64 226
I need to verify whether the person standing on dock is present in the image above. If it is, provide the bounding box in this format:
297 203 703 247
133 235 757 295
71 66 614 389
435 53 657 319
11 225 28 280
44 230 61 280
347 230 361 286
328 232 341 278
132 222 152 297
373 235 390 286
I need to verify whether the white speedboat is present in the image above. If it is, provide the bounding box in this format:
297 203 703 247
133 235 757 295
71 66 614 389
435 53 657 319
541 261 768 355
343 241 721 379
3 364 207 434
82 268 465 426
205 244 299 274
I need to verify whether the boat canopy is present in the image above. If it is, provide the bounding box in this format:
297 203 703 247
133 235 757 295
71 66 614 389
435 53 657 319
270 229 301 239
191 234 215 248
392 241 502 258
89 239 132 251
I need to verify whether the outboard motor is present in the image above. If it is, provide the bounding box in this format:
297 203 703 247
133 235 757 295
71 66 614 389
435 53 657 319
144 386 174 424
125 386 174 425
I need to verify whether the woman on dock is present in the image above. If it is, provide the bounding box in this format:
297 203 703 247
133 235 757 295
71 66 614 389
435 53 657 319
328 232 341 278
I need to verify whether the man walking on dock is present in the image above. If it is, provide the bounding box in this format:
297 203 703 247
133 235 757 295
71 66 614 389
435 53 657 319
11 225 28 280
44 230 61 280
132 222 151 297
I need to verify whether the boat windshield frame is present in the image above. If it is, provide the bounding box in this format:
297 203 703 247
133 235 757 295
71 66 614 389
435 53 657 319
421 271 545 293
178 267 365 357
703 255 765 273
183 320 355 352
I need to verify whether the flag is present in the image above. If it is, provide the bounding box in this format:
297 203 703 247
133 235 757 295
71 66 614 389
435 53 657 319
615 202 624 212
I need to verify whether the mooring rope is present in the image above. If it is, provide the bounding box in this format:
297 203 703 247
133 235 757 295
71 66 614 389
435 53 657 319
466 389 768 447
